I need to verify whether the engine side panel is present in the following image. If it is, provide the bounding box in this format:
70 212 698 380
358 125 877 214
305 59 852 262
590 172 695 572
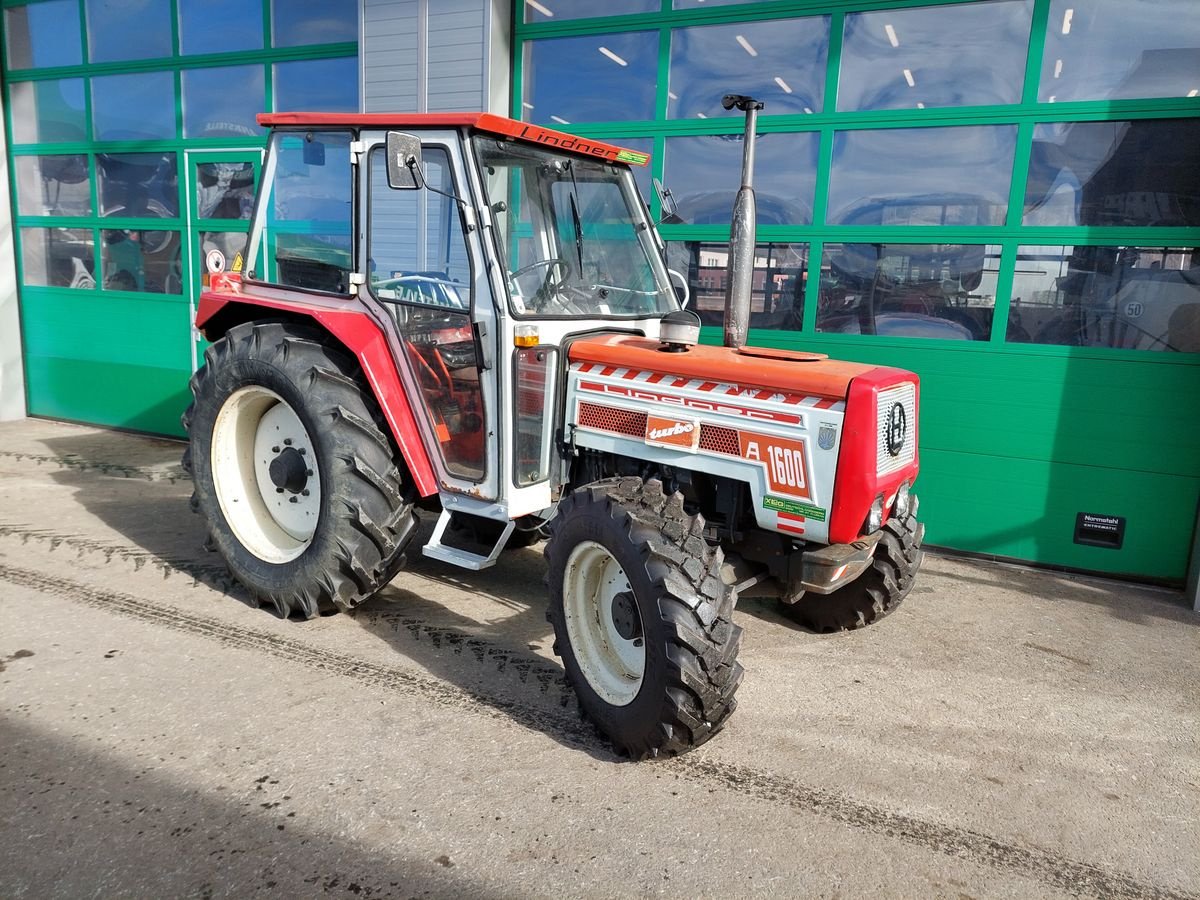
565 360 846 544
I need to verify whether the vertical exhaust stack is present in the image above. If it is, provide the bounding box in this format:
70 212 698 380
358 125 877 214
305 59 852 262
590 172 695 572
722 94 764 350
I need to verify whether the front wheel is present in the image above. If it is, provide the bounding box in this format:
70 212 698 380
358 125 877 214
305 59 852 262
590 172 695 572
183 321 418 618
545 477 743 759
781 510 924 633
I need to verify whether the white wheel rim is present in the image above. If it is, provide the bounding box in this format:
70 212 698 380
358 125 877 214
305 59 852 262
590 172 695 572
210 386 321 563
562 541 645 707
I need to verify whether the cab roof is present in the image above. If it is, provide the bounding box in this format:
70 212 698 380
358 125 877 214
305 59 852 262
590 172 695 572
256 112 650 167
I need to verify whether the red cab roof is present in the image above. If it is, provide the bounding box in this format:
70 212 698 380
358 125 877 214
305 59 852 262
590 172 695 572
256 112 650 167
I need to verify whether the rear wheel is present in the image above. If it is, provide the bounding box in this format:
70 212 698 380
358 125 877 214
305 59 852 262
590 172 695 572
781 511 923 633
545 477 743 759
182 321 417 618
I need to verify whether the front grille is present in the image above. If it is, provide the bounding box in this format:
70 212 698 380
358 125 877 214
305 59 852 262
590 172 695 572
578 402 647 437
699 424 740 456
876 382 917 476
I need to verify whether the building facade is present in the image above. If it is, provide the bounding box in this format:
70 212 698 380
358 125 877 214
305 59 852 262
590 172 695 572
3 0 1199 585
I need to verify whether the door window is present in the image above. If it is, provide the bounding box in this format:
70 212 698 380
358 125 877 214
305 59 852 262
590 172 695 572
368 146 486 481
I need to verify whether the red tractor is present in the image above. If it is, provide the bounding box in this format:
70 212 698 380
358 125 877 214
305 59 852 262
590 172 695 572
184 97 923 758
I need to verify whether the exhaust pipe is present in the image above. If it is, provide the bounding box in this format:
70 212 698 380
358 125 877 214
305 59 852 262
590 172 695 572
722 94 764 350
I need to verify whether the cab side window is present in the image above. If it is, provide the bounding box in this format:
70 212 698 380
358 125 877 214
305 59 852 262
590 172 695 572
252 130 353 293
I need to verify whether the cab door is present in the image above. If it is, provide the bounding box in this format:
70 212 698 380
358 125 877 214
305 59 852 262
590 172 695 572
357 130 500 503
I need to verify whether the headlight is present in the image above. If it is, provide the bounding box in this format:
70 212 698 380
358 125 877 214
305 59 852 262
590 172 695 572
895 481 911 517
866 494 885 533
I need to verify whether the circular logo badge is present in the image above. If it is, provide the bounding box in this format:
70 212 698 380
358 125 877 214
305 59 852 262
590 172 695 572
886 402 907 457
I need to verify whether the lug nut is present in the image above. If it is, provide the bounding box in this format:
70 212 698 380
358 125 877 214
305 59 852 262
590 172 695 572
284 438 292 446
306 469 313 477
276 487 284 494
298 448 306 456
272 445 280 453
289 496 298 504
301 489 310 497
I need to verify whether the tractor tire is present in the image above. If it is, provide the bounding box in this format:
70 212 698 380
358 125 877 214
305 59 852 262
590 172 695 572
182 321 417 618
545 477 744 759
781 511 924 633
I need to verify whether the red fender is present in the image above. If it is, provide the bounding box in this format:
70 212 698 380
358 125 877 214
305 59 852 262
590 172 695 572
196 289 438 497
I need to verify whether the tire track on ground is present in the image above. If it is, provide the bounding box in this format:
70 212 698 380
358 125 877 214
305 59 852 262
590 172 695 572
0 450 187 483
0 561 1191 900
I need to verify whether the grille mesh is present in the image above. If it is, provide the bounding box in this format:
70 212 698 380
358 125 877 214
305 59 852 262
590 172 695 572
699 424 740 456
877 382 917 475
578 402 647 437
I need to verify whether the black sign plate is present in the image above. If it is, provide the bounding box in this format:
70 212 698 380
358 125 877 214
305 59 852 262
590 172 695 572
1074 512 1126 550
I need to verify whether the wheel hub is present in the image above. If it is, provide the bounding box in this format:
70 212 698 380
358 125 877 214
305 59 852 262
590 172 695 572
268 446 309 493
610 591 642 641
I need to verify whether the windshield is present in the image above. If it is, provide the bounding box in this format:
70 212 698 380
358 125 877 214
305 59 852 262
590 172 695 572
474 136 675 318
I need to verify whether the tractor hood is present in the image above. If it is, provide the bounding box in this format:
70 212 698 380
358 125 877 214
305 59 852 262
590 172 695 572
567 334 885 401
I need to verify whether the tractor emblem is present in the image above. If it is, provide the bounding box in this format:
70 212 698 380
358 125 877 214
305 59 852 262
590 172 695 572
818 425 836 451
886 402 907 457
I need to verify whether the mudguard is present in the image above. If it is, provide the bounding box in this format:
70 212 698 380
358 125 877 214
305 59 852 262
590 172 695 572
195 289 438 497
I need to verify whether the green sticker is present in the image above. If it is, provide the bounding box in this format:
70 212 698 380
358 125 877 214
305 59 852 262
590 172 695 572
615 149 650 166
763 496 827 521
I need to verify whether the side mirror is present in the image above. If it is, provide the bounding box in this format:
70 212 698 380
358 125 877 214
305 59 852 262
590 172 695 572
386 132 423 190
654 178 684 225
668 268 690 308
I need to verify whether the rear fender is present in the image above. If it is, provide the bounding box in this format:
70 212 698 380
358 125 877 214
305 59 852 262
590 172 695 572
196 290 438 497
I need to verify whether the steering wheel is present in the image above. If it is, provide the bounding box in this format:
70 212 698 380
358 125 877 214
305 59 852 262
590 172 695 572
510 257 572 310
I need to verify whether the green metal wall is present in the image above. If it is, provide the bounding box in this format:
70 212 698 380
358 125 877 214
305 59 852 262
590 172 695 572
514 0 1200 580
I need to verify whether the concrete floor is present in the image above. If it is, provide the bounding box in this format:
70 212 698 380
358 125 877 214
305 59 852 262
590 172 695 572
0 418 1196 900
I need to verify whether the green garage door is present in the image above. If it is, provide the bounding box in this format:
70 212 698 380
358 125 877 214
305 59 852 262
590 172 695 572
3 0 359 435
515 0 1200 580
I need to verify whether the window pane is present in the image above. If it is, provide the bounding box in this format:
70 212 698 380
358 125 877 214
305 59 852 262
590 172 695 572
10 79 87 144
274 57 358 112
180 0 263 54
669 17 828 119
817 244 1002 341
828 126 1016 226
14 156 92 217
98 152 179 218
86 0 172 63
196 162 256 220
524 0 657 22
673 0 759 7
251 131 353 293
839 1 1032 111
664 132 819 225
1040 0 1200 102
1009 245 1200 351
666 241 809 331
101 228 182 294
20 227 96 288
93 72 175 141
522 31 657 125
183 65 265 139
200 231 249 276
1024 119 1200 228
4 0 83 68
272 0 357 47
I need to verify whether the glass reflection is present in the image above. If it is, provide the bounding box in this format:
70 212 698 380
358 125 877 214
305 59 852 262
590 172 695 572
86 0 172 63
274 57 358 112
180 0 263 55
93 72 175 141
839 1 1032 111
15 156 92 217
606 138 654 198
663 132 819 226
272 0 357 47
1040 0 1200 103
183 66 265 139
4 0 83 68
817 244 1002 340
828 126 1016 226
101 229 181 294
98 153 179 219
201 232 250 277
1008 245 1200 352
673 0 758 6
669 17 828 119
20 227 96 289
666 241 809 331
522 31 657 125
1024 120 1200 228
10 79 87 144
524 0 657 22
197 163 256 220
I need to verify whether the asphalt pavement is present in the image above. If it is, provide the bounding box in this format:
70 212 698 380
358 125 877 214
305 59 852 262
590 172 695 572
1 417 1197 899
